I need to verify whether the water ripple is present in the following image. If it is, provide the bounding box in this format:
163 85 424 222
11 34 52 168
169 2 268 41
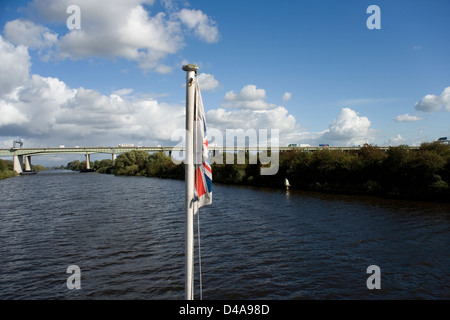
0 170 449 299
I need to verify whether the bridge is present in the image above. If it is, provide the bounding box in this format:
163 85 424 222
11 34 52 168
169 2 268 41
0 145 413 174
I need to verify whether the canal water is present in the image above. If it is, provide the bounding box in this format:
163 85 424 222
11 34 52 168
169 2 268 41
0 170 449 299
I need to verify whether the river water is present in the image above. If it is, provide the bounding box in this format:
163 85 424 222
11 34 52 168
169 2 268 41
0 170 449 299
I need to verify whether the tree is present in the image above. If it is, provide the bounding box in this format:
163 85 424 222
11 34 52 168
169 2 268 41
113 150 150 176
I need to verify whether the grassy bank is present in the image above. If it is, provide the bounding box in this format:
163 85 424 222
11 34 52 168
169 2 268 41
0 159 18 180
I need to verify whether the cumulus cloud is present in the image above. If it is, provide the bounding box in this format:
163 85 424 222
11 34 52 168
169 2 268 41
198 73 219 91
321 108 373 146
394 113 423 122
210 85 375 147
415 87 450 113
10 0 219 72
225 85 265 101
223 85 277 110
0 100 30 126
207 107 297 132
0 36 30 97
0 36 185 146
200 84 300 145
177 8 219 43
4 19 58 51
0 74 185 144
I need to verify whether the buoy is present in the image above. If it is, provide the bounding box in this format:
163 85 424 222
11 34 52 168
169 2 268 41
284 178 290 189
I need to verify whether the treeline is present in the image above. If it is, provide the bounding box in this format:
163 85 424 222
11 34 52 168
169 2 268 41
211 142 450 201
266 142 450 201
66 159 114 173
0 159 17 180
66 151 183 178
66 142 450 201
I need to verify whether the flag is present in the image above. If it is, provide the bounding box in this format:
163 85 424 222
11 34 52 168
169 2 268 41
193 81 212 209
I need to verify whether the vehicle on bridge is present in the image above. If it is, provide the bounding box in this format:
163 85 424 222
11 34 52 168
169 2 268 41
288 143 311 147
13 138 23 148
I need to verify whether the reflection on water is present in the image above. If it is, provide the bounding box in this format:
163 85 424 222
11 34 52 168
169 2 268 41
0 170 449 299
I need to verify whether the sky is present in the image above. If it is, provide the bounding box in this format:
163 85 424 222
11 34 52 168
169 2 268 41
0 0 449 166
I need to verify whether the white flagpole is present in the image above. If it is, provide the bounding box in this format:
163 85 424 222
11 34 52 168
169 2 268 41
182 64 198 300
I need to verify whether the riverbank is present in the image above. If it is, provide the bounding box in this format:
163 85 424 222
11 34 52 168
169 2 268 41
0 159 48 180
65 142 450 202
0 169 17 180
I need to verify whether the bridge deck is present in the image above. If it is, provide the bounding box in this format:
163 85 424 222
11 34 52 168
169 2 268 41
0 146 419 156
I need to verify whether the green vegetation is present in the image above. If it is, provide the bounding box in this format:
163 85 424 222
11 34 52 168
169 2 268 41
65 142 450 201
66 151 183 179
112 151 183 178
0 159 18 180
271 143 450 201
0 159 46 180
66 159 113 173
31 164 46 172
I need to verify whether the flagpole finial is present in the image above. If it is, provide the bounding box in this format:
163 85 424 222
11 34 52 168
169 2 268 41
182 64 198 72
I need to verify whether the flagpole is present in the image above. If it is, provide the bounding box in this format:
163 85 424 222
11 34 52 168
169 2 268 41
182 64 198 300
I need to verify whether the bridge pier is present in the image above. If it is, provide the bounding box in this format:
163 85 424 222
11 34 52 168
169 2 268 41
13 155 24 174
85 154 90 169
112 153 116 164
24 156 32 172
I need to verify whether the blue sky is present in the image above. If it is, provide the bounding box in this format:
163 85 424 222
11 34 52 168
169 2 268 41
0 0 449 165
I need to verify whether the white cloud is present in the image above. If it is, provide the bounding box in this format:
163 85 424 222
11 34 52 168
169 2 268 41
415 87 450 113
0 100 30 126
0 36 30 97
207 106 297 132
4 19 58 51
112 88 134 96
0 73 185 144
211 87 375 147
11 0 219 72
0 36 185 146
386 134 407 146
223 85 276 110
203 84 301 145
198 73 219 91
394 113 423 122
154 64 173 74
321 108 373 146
225 85 265 101
282 92 292 102
177 8 219 43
